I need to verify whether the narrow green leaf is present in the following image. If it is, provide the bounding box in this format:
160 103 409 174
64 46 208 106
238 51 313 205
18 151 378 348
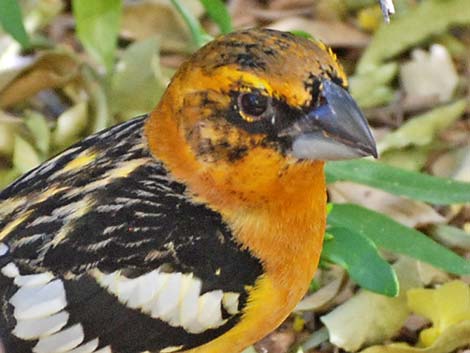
325 159 470 205
328 204 470 275
290 30 314 39
170 0 213 48
72 0 122 73
323 227 399 297
199 0 232 34
0 0 30 48
301 327 329 351
82 66 111 133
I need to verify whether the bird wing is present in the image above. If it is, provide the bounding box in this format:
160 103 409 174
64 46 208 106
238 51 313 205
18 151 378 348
0 116 263 353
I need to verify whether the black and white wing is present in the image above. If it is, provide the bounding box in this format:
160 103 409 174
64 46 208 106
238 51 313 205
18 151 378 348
0 116 263 353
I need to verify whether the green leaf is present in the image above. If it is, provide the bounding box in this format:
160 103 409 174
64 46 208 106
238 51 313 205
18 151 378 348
82 66 110 133
377 100 467 153
170 0 213 48
290 30 314 39
13 135 41 174
241 347 257 353
199 0 232 34
25 111 50 156
0 117 20 157
72 0 122 73
379 146 431 172
52 102 89 148
0 168 20 189
301 327 329 352
109 37 166 121
429 224 470 250
325 160 470 205
0 0 30 48
323 227 398 297
357 0 470 73
328 204 470 275
350 63 397 109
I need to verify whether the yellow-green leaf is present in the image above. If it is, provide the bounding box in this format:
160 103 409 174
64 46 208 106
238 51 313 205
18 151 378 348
52 102 89 148
378 100 467 154
407 281 470 347
25 111 50 156
358 0 470 73
13 135 41 174
109 37 166 121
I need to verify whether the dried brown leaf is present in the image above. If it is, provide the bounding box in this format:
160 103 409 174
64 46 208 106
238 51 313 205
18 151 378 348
0 52 79 108
229 0 263 27
269 0 314 11
431 147 470 182
254 324 296 353
249 8 312 21
121 0 203 52
268 17 370 47
296 275 345 312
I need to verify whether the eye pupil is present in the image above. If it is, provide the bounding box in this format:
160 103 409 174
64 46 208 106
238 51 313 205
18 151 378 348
240 93 268 117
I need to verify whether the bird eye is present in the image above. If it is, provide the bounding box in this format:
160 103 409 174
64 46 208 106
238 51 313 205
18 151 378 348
239 92 269 120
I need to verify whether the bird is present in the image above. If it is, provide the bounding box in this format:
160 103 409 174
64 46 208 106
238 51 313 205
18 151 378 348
0 28 376 353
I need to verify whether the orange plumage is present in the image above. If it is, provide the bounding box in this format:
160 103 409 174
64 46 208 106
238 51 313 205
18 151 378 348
0 29 375 353
145 29 374 352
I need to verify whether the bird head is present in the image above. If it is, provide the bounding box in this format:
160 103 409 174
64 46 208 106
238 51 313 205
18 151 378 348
146 29 376 210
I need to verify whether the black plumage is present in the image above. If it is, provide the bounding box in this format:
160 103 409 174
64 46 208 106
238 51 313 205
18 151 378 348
0 116 263 353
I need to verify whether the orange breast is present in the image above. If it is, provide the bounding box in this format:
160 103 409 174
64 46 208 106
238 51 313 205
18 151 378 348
183 164 326 353
146 92 327 353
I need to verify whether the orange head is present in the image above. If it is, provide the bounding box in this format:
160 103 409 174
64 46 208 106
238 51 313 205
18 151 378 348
145 29 376 212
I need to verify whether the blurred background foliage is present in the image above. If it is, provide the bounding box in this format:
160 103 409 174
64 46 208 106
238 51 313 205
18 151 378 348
0 0 469 352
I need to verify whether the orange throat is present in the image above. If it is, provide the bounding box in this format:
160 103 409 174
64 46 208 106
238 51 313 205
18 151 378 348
145 98 326 286
145 100 327 349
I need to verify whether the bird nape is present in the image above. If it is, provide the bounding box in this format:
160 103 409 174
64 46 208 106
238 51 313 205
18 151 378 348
0 28 376 353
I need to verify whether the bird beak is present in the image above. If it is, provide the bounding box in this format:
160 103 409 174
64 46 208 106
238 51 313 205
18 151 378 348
281 80 378 161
